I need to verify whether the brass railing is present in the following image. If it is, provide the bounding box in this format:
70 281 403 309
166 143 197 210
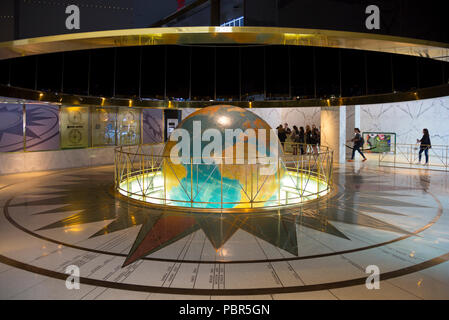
114 143 333 211
378 143 449 171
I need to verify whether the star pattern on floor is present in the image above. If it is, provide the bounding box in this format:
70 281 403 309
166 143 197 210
8 168 428 267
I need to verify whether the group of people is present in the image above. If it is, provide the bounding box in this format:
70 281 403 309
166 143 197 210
276 123 321 155
276 122 433 165
348 127 432 164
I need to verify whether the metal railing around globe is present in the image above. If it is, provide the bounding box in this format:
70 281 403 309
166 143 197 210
378 143 449 172
114 143 334 211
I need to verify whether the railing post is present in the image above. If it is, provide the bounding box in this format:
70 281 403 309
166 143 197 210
277 156 281 206
446 146 449 171
317 153 320 198
163 158 167 205
393 144 396 168
114 149 117 188
251 163 254 208
300 151 303 203
220 161 223 210
296 146 299 192
142 152 145 201
127 154 130 196
190 157 193 208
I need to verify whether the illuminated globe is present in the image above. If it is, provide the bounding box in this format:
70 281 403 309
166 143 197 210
162 105 285 209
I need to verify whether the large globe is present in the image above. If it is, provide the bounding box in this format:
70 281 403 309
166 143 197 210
162 105 285 209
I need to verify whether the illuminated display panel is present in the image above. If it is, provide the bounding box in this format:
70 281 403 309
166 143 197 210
363 132 396 153
118 108 140 146
60 106 89 149
92 107 117 147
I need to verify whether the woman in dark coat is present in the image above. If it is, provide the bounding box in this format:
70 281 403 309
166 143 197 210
305 125 312 153
292 126 300 155
277 125 287 150
417 128 431 164
298 127 305 155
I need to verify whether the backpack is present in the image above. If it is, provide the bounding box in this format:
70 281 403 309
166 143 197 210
355 133 364 147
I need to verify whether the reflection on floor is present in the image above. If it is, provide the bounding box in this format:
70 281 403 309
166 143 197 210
0 162 448 300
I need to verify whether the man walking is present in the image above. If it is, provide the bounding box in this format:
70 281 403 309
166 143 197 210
348 128 367 162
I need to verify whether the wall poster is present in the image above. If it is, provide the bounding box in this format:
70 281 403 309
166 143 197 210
363 132 396 153
92 107 117 147
118 108 140 146
60 106 89 149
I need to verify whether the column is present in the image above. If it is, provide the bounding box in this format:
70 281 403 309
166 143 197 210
345 105 361 159
320 106 346 164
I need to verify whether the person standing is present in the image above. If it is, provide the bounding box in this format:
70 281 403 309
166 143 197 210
277 125 287 150
417 128 431 165
298 126 306 155
292 126 300 155
305 125 312 153
348 128 367 162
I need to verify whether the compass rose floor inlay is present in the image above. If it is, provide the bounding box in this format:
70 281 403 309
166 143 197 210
0 163 448 300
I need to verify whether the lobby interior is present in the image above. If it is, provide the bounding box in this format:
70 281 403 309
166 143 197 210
1 0 449 300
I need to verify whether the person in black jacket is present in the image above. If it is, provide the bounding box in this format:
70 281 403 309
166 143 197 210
305 125 312 153
417 128 431 164
292 126 300 155
277 125 287 150
348 128 367 162
298 127 306 155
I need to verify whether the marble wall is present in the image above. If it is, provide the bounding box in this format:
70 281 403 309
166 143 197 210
0 144 165 175
251 107 321 129
360 96 449 146
250 108 282 129
0 147 116 175
281 107 321 129
181 108 198 121
181 106 321 130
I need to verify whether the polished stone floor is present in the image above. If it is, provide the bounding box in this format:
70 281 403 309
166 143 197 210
0 162 448 300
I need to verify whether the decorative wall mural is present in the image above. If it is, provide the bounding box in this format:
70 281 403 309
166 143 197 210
25 104 60 151
0 104 24 152
142 109 163 144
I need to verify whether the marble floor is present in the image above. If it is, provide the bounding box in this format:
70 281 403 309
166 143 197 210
0 162 448 300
